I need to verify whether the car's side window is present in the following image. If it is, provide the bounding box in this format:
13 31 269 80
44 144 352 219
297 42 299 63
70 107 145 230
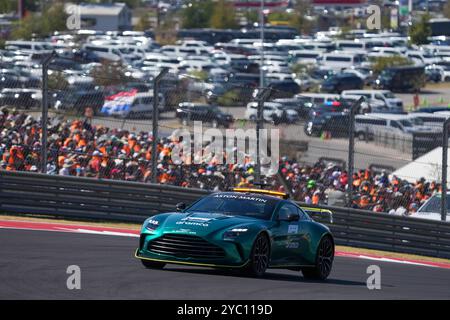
296 207 308 221
277 203 299 220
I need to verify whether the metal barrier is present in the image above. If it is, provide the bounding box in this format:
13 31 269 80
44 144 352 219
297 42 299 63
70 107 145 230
1 170 450 259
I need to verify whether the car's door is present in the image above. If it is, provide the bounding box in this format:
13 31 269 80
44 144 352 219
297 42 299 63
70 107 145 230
269 202 308 266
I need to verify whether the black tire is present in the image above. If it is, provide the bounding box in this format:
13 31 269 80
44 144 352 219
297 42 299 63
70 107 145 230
302 235 334 280
242 233 270 277
141 259 166 269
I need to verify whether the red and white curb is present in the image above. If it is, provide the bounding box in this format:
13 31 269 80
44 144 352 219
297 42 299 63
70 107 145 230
0 219 140 238
1 219 450 270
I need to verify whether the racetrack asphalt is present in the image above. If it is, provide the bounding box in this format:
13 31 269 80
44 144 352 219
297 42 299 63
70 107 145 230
1 228 449 299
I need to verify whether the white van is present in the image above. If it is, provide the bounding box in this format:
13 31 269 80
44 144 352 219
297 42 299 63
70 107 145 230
335 39 382 52
161 45 210 58
142 53 180 69
355 113 434 140
81 44 122 61
406 50 441 65
318 52 366 70
5 41 53 53
295 93 340 105
341 90 403 112
101 92 164 118
288 50 322 64
407 112 449 129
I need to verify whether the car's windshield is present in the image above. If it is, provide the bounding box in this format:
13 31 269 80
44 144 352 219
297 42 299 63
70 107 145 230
383 92 396 98
418 195 450 213
399 120 413 127
185 193 279 220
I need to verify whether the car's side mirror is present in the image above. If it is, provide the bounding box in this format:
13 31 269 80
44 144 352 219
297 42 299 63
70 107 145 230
176 202 186 212
278 211 299 222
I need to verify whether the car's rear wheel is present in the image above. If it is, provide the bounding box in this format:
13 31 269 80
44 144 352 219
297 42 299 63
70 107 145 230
302 235 334 280
141 259 166 269
243 233 270 277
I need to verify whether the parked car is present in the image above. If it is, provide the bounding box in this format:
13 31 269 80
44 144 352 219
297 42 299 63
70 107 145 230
341 90 404 113
54 90 105 115
175 103 233 128
320 73 364 93
0 88 41 109
354 113 436 140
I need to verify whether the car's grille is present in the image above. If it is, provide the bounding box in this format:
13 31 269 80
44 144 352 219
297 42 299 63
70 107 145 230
147 234 226 259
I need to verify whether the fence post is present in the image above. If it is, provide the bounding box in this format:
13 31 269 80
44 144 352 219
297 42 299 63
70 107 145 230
151 68 169 184
40 51 57 174
347 97 364 207
255 88 271 185
441 118 450 221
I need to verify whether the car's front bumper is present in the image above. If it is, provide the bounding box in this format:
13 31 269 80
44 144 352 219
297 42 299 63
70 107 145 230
135 249 249 269
136 232 250 268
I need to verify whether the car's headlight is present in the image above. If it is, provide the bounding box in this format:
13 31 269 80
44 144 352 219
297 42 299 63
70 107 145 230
145 219 159 231
223 228 248 241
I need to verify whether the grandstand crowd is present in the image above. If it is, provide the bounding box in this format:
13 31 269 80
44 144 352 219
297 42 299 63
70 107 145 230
0 108 442 215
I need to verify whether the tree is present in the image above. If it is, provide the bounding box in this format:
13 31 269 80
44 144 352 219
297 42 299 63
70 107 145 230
0 0 15 14
11 3 67 40
444 0 450 19
409 13 432 45
288 0 314 34
48 71 69 91
210 0 238 29
90 61 131 87
181 0 214 29
135 11 152 31
371 56 412 75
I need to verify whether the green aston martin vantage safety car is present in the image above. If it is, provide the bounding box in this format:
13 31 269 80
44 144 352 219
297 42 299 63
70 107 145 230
135 188 334 280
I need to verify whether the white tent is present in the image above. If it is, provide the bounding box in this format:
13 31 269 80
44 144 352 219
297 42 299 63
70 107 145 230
391 147 449 186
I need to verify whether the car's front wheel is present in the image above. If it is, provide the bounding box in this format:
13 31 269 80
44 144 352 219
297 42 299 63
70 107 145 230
243 233 270 277
141 259 166 269
302 235 334 280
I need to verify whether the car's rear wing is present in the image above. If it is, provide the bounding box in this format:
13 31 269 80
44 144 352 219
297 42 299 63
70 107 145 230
301 207 334 224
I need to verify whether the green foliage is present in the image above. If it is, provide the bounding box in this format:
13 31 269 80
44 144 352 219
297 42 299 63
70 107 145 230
135 11 152 31
409 14 432 45
181 0 214 29
154 12 178 45
48 71 69 91
371 56 413 75
291 63 309 75
11 4 67 40
0 0 15 13
267 12 290 22
188 70 208 81
90 61 131 87
217 89 240 106
244 10 259 25
210 0 238 29
445 0 450 18
288 1 314 34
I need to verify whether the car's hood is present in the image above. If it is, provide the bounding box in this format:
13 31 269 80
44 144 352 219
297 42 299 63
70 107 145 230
156 212 260 237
